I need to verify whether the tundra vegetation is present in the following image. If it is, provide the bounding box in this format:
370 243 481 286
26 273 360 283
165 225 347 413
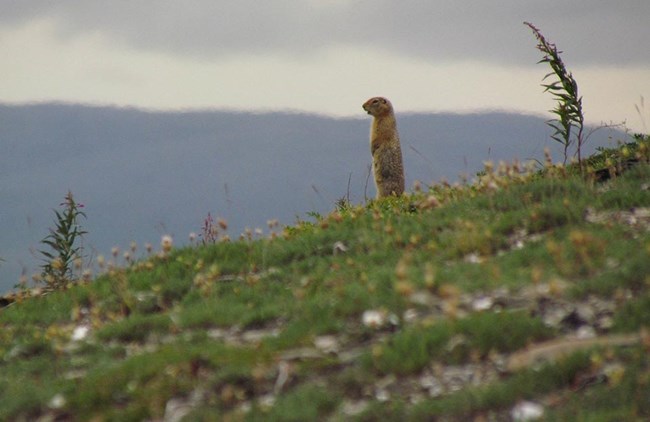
0 24 648 421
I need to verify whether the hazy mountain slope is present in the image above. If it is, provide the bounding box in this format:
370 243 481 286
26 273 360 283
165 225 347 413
0 103 626 292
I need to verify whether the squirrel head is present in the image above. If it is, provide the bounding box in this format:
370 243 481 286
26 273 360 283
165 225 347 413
363 97 393 117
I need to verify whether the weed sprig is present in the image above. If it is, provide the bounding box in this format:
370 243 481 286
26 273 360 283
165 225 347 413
525 22 586 170
39 191 87 289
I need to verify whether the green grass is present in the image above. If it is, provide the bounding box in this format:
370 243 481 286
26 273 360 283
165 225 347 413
1 139 649 420
367 311 555 375
404 350 594 421
248 383 342 421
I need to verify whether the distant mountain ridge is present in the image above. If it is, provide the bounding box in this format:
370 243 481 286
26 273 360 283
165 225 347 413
0 103 628 292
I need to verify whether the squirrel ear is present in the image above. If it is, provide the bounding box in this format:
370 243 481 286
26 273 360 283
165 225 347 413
381 98 386 104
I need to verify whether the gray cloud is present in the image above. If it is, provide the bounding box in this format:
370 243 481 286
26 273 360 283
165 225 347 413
3 1 650 65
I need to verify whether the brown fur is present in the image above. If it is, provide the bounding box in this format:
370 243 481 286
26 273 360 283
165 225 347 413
362 97 405 198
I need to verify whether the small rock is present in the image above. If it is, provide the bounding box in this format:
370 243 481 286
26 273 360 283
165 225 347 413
596 315 614 330
589 296 616 314
314 335 339 354
164 397 193 422
490 352 510 373
375 389 390 402
48 393 66 410
472 296 494 311
585 207 607 224
341 400 370 416
575 304 596 325
541 305 571 328
207 328 226 340
419 374 444 397
575 325 596 339
71 325 89 341
403 308 419 323
634 207 650 217
464 253 483 264
242 328 280 343
333 241 348 255
409 291 435 307
441 365 476 392
511 400 544 421
258 393 276 409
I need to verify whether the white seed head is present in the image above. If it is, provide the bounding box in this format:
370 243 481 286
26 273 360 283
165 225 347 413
161 235 173 253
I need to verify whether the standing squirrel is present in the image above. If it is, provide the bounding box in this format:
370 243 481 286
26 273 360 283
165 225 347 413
362 97 405 198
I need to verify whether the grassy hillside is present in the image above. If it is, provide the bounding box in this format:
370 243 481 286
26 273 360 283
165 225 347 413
1 139 649 421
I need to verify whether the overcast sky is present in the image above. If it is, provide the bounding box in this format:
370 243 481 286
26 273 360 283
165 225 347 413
2 1 649 131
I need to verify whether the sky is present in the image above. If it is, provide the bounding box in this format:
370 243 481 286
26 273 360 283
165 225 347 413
1 1 650 131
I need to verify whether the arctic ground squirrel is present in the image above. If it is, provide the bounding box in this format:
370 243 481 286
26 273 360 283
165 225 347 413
362 97 405 198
